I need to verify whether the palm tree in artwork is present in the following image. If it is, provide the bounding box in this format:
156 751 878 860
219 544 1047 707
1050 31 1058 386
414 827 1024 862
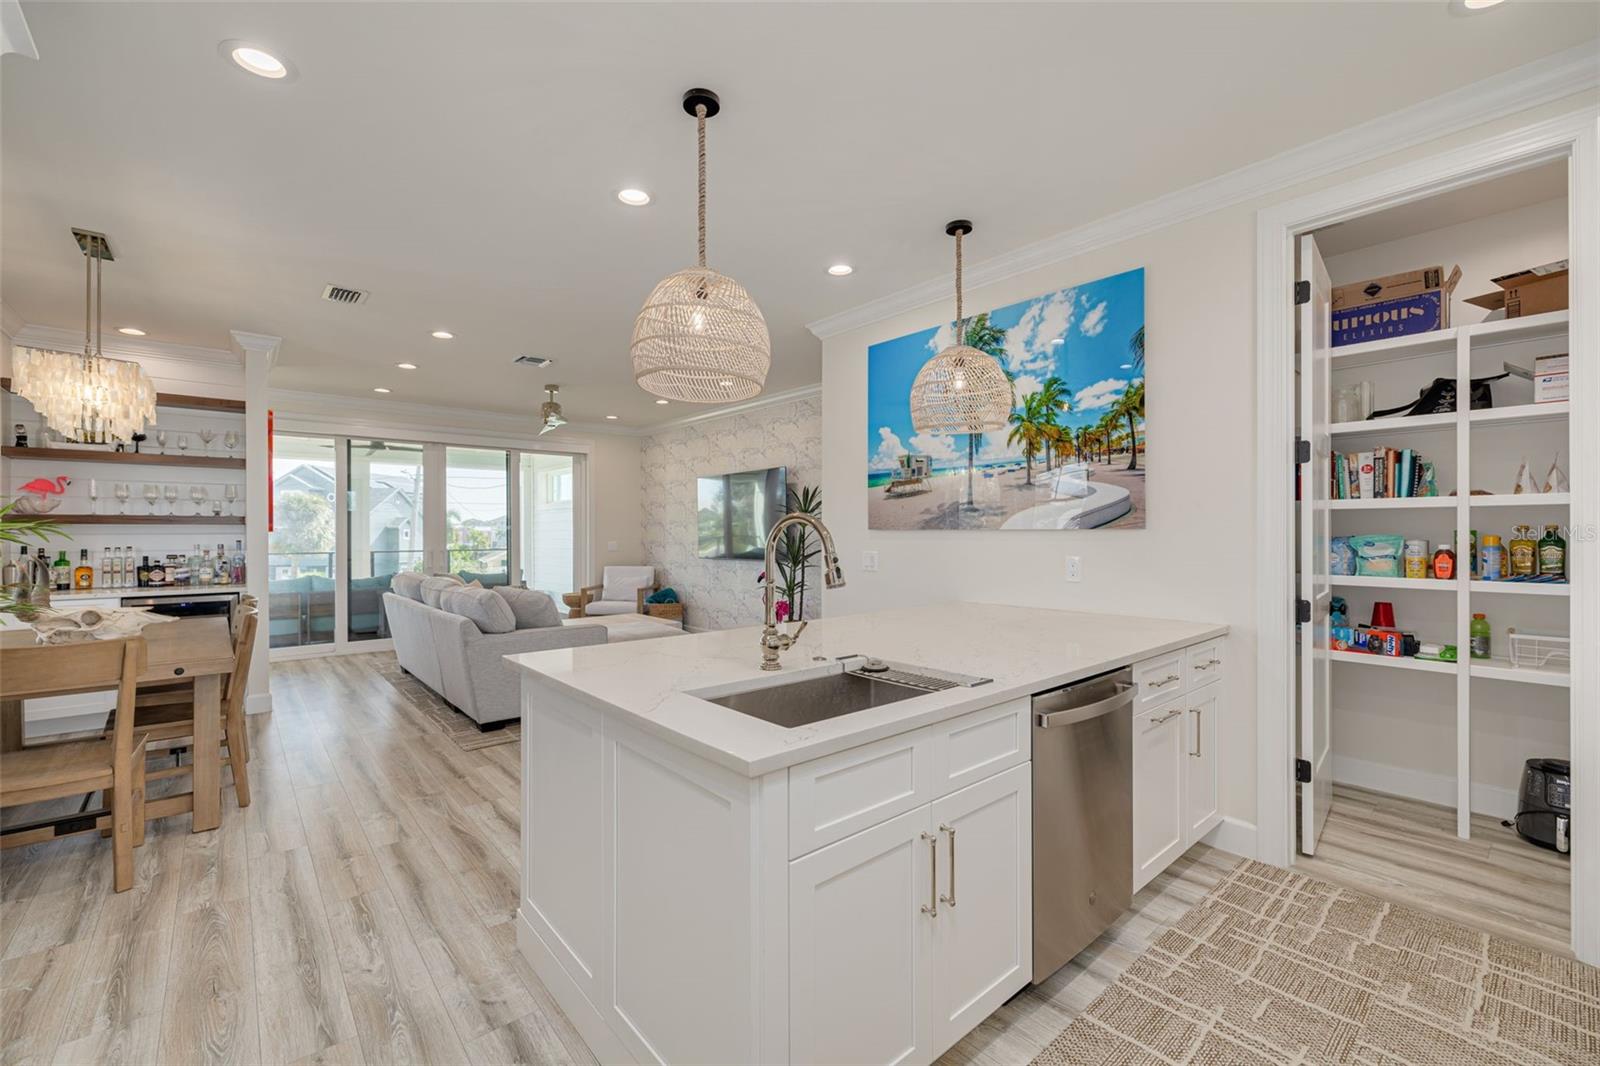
1007 393 1052 486
1128 325 1145 374
1033 375 1069 471
1096 411 1119 463
1116 380 1145 471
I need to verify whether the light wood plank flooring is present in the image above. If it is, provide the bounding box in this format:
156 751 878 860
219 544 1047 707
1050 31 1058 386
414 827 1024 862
0 654 1571 1065
1296 782 1571 958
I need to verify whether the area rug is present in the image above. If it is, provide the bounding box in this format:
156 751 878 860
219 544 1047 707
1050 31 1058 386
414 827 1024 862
1033 858 1598 1066
374 655 519 751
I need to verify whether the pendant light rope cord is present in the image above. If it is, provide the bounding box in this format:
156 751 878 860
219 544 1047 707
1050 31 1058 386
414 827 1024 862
84 238 93 356
696 103 708 268
94 243 103 358
953 228 964 330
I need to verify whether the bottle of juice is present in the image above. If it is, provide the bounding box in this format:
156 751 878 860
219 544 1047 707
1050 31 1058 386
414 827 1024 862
1538 524 1567 580
1509 525 1536 577
1470 613 1491 660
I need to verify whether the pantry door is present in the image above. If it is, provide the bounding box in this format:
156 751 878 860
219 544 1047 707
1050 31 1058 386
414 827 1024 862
1297 234 1334 856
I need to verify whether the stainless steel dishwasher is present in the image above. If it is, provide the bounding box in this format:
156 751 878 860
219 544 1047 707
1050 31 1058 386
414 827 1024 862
1031 666 1134 983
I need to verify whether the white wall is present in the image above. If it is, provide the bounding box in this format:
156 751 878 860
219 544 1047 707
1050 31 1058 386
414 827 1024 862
640 393 821 630
820 93 1597 836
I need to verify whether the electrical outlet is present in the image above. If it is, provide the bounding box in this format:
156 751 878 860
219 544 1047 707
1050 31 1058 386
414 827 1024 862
606 540 619 553
861 550 880 572
1064 555 1082 582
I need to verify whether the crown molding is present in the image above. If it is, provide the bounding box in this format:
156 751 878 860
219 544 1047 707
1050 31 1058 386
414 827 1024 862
807 42 1600 341
230 330 282 371
11 322 242 367
643 383 822 435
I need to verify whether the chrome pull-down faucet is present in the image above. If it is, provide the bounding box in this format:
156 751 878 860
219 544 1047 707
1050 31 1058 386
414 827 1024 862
760 512 845 670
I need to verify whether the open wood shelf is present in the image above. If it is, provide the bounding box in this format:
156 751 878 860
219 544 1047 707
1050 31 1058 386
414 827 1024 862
1331 327 1458 369
1469 493 1569 507
1470 658 1570 688
42 514 245 526
1329 649 1457 675
1331 575 1458 591
1329 411 1456 437
1326 496 1452 511
1469 579 1569 597
1469 401 1569 427
1 446 244 470
1466 309 1569 348
0 378 244 414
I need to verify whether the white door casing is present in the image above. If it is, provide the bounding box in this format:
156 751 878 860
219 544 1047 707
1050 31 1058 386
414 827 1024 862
1297 233 1334 857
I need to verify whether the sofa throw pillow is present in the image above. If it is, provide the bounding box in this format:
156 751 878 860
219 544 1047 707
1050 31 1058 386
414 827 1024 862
392 570 428 602
420 574 465 608
438 585 516 634
492 586 562 629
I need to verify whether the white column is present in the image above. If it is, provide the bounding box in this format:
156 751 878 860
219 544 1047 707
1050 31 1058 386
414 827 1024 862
232 330 280 715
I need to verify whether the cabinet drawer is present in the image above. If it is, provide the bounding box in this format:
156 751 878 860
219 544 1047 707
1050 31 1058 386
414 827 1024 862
789 730 933 859
1132 651 1186 707
930 698 1029 796
1185 641 1224 690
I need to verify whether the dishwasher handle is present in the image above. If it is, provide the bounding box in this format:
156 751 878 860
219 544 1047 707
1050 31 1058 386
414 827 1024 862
1035 682 1134 729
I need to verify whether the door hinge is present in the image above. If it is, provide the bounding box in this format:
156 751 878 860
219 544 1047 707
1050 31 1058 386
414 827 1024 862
1294 280 1311 305
1296 599 1311 624
1295 758 1312 784
1295 437 1310 464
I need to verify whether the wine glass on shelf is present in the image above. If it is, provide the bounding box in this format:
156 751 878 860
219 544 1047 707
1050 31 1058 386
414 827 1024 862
144 483 160 515
114 482 131 514
224 484 240 516
212 498 224 517
163 484 179 516
198 428 216 456
190 486 208 516
223 430 239 456
176 434 190 458
156 430 168 455
87 478 99 516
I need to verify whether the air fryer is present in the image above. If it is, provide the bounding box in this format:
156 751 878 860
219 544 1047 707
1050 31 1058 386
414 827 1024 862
1515 758 1570 854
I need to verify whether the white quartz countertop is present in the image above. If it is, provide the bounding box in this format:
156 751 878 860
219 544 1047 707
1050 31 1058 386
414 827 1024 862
47 584 250 602
508 602 1227 777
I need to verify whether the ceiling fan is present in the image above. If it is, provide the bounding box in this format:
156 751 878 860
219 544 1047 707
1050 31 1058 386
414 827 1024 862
538 384 566 435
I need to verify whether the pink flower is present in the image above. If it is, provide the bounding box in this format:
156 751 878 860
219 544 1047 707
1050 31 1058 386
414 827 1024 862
775 600 790 623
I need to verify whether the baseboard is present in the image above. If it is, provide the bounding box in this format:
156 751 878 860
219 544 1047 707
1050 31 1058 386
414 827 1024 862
516 909 630 1064
1332 754 1519 822
246 691 274 716
1202 816 1258 860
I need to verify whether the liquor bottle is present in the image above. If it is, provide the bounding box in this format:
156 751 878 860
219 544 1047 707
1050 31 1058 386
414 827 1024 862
100 548 112 589
199 547 214 586
231 540 245 585
52 548 71 591
2 547 21 592
137 555 151 587
148 555 166 587
216 543 230 585
1538 524 1567 579
125 546 135 588
74 549 94 590
170 553 189 587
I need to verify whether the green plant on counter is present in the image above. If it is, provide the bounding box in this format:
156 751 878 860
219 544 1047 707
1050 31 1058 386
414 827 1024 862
774 484 822 622
0 499 67 619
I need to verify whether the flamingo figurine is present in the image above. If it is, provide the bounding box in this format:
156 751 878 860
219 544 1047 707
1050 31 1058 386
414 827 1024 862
17 475 71 513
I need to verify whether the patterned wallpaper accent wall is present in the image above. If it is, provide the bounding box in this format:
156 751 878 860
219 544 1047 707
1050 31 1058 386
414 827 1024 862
641 394 822 631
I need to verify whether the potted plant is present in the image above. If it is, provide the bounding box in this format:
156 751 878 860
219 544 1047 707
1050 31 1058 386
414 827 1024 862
1 499 66 620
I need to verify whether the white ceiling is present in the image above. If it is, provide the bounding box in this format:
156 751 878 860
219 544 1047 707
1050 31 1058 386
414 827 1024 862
4 2 1596 427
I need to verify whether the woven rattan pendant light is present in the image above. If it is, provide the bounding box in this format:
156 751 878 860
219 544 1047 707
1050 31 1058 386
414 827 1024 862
909 220 1012 435
631 89 770 403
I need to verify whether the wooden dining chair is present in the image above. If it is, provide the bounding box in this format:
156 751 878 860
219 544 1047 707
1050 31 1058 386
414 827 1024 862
122 607 258 808
1 638 148 892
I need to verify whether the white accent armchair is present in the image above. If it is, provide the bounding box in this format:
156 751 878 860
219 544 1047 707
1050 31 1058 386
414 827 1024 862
575 565 658 617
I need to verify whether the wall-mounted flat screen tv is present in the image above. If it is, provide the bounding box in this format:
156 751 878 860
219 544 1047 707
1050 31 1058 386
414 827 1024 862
697 466 787 559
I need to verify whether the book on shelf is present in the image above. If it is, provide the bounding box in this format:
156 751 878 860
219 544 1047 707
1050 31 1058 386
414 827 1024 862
1331 446 1435 500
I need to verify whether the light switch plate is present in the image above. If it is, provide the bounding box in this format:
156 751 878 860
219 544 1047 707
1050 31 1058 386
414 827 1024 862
1064 555 1082 582
861 550 880 572
606 540 619 552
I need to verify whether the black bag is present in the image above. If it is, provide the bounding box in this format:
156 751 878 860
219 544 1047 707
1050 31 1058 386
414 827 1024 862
1369 373 1508 419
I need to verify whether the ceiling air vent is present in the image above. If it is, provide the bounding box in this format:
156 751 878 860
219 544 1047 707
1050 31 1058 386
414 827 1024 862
514 355 554 368
321 284 369 305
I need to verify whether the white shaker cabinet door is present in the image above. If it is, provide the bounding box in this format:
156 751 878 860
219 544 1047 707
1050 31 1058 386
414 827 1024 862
790 805 934 1066
1133 700 1185 892
929 762 1031 1059
1185 688 1221 844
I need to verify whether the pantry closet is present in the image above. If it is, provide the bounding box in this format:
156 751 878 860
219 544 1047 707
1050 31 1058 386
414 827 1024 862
1268 116 1597 964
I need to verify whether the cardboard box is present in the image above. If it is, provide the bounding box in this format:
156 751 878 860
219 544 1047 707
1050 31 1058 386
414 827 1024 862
1535 353 1569 404
1464 260 1568 319
1330 265 1460 347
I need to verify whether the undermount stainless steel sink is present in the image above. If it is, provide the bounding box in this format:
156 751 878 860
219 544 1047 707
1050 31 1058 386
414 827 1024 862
702 660 992 729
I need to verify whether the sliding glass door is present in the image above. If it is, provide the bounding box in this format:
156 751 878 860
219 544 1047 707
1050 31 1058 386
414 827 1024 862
268 435 337 648
445 447 510 586
348 439 426 641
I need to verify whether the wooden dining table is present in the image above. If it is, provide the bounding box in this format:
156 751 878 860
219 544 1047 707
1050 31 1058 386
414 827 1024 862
0 616 237 833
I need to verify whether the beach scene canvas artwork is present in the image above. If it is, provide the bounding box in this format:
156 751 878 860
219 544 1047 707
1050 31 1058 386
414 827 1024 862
867 267 1145 530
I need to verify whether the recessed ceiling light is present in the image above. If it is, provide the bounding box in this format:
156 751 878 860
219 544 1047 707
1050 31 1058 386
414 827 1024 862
617 189 651 207
395 362 418 370
431 330 454 340
655 399 669 405
117 327 146 336
228 44 288 79
605 414 619 420
373 387 391 394
827 263 854 277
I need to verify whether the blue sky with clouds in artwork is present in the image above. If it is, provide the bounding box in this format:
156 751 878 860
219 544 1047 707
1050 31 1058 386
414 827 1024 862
866 267 1145 473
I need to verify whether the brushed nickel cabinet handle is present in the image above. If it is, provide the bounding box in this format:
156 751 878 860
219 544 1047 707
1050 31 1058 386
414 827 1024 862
1189 707 1202 757
1151 673 1182 688
939 824 956 907
921 832 938 917
1149 708 1182 728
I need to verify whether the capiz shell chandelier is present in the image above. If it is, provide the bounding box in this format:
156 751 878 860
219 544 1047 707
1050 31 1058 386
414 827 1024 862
14 229 156 443
630 89 770 403
909 220 1012 434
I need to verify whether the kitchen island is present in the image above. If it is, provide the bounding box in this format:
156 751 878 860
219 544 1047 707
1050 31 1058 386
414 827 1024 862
508 602 1227 1065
